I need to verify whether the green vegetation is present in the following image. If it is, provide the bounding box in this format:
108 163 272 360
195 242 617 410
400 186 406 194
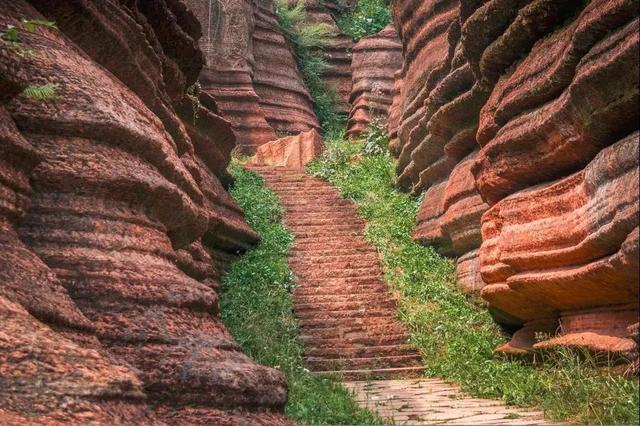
23 83 58 102
274 0 346 135
335 0 392 41
220 166 383 425
305 128 640 425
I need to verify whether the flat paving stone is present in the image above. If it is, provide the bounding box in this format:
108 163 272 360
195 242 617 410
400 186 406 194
344 379 550 425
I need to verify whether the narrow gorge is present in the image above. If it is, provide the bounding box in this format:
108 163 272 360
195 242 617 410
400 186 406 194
1 0 638 425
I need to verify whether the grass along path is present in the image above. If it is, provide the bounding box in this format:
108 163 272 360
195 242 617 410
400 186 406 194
305 133 640 425
220 166 382 425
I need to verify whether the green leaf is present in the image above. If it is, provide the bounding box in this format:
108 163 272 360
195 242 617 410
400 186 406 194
23 83 58 102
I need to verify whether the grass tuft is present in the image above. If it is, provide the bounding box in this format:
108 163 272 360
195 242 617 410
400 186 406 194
306 130 640 425
220 165 383 425
335 0 392 41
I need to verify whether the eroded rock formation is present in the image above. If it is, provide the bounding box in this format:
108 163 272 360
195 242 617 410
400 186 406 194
346 24 402 139
253 0 320 134
300 0 354 112
185 0 322 152
187 0 277 153
0 0 288 423
248 128 324 169
391 0 639 359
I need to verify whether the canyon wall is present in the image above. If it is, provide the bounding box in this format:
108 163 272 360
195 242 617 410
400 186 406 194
347 24 402 138
391 0 639 359
0 0 288 423
303 0 354 112
253 0 321 134
186 0 320 153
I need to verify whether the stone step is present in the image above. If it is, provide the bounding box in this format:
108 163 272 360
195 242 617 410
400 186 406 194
307 353 423 372
305 344 417 359
301 333 411 348
298 315 404 330
314 366 425 381
294 307 399 321
293 291 393 305
293 282 388 297
294 299 397 314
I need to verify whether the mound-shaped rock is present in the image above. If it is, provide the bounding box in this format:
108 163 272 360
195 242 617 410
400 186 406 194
390 0 639 359
0 1 288 423
391 1 488 295
346 24 402 139
248 129 324 169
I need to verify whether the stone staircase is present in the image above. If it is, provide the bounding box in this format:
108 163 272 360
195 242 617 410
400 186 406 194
249 165 550 424
250 165 424 380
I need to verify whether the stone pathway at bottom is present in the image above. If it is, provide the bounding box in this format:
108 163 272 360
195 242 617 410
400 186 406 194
249 165 550 425
344 379 549 425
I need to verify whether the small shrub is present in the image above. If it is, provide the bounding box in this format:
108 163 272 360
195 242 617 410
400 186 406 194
361 117 389 156
336 0 392 41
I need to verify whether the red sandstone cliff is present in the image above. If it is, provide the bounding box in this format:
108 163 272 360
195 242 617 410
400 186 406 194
391 0 639 359
346 24 402 139
300 0 354 112
184 0 322 153
186 0 277 153
0 0 289 423
253 0 321 134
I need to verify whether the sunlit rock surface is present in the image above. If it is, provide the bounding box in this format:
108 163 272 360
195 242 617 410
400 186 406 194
390 0 639 358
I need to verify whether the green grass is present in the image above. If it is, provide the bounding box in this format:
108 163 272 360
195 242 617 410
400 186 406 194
305 130 640 425
335 0 392 41
220 166 383 425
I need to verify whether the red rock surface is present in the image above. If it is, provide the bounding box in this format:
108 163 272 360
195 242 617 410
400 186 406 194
300 0 354 112
0 1 289 423
390 0 639 358
346 24 402 139
252 0 320 134
186 0 277 153
248 129 325 170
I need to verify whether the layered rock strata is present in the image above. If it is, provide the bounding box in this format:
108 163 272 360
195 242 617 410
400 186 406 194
0 0 288 423
391 0 639 358
346 24 402 139
300 0 354 111
186 0 277 153
252 0 321 134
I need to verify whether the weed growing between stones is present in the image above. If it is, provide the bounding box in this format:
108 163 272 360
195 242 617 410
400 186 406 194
220 165 383 425
305 131 640 425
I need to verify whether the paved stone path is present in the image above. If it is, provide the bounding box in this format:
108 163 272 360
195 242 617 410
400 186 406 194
344 380 548 425
250 166 549 424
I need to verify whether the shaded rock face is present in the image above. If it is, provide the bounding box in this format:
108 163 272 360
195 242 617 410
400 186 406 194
391 0 639 359
0 0 288 423
299 0 354 112
185 0 321 152
248 128 325 169
187 0 277 153
346 24 402 139
253 0 321 134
